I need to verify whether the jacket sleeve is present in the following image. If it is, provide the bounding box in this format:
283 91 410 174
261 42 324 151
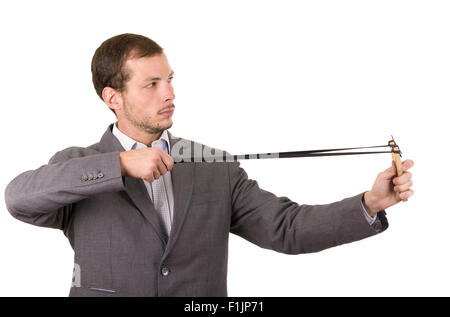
4 150 125 230
227 160 388 255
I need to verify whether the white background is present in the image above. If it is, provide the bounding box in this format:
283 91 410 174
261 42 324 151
0 0 448 296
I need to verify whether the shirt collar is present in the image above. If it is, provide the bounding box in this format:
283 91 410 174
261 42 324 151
112 122 171 154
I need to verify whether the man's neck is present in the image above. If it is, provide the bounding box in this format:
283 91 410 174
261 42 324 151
116 122 163 147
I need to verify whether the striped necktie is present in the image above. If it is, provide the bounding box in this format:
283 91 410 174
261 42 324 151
150 139 172 236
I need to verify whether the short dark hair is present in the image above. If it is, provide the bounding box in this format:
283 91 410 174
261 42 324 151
91 33 164 114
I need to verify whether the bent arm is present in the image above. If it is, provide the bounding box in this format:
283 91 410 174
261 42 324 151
228 160 388 255
4 150 125 230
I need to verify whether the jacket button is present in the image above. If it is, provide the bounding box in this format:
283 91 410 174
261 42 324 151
98 172 104 178
161 267 170 276
88 173 93 180
81 175 88 181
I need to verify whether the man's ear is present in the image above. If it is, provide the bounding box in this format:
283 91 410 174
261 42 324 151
102 87 122 112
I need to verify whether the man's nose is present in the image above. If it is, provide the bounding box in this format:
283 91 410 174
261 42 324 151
164 84 175 101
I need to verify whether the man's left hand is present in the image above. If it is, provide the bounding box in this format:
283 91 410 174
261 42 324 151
363 159 415 217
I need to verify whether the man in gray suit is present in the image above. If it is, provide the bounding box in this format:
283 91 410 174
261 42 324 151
4 33 414 297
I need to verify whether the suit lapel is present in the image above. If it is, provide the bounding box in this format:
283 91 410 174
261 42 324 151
98 124 170 245
98 125 196 250
123 176 170 244
165 131 195 255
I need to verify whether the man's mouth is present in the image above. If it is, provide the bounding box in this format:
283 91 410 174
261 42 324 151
159 107 174 117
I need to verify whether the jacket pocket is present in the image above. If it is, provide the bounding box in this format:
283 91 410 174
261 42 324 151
88 287 116 294
70 286 118 297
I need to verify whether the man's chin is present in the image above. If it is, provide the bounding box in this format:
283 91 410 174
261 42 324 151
162 119 173 130
153 119 173 133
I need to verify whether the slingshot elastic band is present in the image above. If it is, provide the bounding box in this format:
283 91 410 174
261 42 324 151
174 135 408 201
173 135 407 202
174 136 402 163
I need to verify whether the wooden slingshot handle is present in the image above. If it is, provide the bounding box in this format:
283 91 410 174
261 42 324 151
391 145 408 202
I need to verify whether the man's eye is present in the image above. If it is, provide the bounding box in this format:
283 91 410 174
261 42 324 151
147 83 156 88
169 76 174 81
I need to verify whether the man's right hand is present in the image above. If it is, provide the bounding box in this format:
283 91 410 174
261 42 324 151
119 148 174 182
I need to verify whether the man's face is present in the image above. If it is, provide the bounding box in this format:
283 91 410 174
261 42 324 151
118 53 175 134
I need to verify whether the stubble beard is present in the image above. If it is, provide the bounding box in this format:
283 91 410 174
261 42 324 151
123 100 173 135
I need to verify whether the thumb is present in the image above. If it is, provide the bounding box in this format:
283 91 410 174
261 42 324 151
380 160 397 180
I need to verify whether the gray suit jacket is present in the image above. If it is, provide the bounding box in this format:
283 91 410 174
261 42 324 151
4 124 388 296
